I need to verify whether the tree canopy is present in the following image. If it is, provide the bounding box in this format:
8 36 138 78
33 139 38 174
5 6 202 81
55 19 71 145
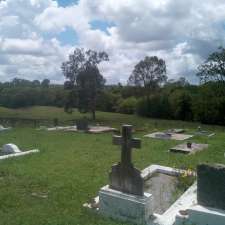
197 47 225 83
61 48 109 119
128 56 167 91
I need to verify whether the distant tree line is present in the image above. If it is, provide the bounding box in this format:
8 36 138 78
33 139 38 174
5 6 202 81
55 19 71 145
0 47 224 125
0 78 68 108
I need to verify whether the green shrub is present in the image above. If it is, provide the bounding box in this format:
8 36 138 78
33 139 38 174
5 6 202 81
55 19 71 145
116 97 138 114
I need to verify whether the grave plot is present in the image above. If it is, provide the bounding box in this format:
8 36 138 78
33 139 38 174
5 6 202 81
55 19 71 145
173 163 225 225
44 125 117 133
195 126 215 137
164 128 185 134
144 132 193 141
46 126 75 131
0 143 39 160
83 125 195 225
0 124 11 132
87 126 117 133
170 142 208 154
143 166 194 215
42 119 117 133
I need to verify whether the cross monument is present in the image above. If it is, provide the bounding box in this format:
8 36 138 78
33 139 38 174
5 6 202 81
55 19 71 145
109 125 144 196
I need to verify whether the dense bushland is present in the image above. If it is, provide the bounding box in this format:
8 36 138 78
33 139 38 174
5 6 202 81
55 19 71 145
0 78 224 125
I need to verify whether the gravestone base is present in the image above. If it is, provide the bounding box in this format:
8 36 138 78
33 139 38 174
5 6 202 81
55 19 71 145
99 185 153 225
175 205 225 225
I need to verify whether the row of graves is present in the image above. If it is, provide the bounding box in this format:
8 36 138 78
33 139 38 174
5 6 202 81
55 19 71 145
0 120 223 225
38 119 117 134
84 125 225 225
145 126 213 155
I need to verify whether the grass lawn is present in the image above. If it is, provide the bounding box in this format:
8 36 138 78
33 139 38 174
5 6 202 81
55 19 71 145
0 106 224 225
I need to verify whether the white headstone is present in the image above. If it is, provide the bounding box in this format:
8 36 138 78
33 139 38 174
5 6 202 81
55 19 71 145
2 144 22 154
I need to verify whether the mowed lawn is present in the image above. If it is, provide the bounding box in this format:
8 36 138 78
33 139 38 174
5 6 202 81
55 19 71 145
0 106 225 225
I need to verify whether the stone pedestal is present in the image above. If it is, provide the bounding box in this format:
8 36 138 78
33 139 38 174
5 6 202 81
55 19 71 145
99 185 153 225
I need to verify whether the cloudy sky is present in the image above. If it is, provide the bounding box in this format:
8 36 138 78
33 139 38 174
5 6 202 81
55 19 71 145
0 0 225 84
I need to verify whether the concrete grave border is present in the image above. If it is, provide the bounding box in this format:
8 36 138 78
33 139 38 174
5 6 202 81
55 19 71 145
0 149 39 161
84 164 197 225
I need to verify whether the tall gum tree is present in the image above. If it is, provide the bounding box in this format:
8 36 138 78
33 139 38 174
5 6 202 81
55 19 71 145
128 56 167 97
61 48 109 120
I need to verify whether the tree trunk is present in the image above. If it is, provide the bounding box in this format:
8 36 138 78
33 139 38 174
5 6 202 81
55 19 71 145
92 109 96 121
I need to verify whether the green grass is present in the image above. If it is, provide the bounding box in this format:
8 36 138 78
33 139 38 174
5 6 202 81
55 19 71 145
0 106 224 225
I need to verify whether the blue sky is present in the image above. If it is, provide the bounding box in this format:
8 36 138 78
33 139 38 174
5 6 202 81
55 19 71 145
57 0 78 7
0 0 225 84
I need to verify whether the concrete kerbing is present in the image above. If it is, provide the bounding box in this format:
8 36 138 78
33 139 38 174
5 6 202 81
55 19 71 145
84 164 197 225
0 149 39 160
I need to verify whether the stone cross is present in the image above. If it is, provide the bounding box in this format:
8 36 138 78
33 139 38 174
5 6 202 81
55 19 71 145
109 125 144 196
113 125 141 167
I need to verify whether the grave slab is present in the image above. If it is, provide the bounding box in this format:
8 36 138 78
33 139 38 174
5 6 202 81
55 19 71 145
64 125 117 133
0 143 39 160
195 126 215 137
88 126 117 134
195 131 215 137
165 129 185 134
0 125 11 132
99 185 153 225
144 132 193 141
47 126 75 131
170 143 208 154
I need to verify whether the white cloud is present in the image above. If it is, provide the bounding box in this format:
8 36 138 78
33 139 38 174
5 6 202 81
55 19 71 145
0 0 225 84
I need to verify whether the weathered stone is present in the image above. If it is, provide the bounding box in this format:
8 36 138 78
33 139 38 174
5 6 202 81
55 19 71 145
197 164 225 210
1 143 22 154
109 125 144 196
76 119 89 131
53 118 59 127
99 185 153 225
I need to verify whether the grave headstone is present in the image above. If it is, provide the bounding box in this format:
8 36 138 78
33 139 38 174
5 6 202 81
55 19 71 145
53 118 59 127
197 164 225 210
110 124 144 196
1 143 21 154
99 125 152 225
76 119 89 131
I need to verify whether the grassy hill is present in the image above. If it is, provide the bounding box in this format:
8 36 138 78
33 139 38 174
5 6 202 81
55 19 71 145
0 106 224 225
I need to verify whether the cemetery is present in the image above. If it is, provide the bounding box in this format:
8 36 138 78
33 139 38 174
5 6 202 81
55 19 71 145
0 107 223 225
1 1 225 224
